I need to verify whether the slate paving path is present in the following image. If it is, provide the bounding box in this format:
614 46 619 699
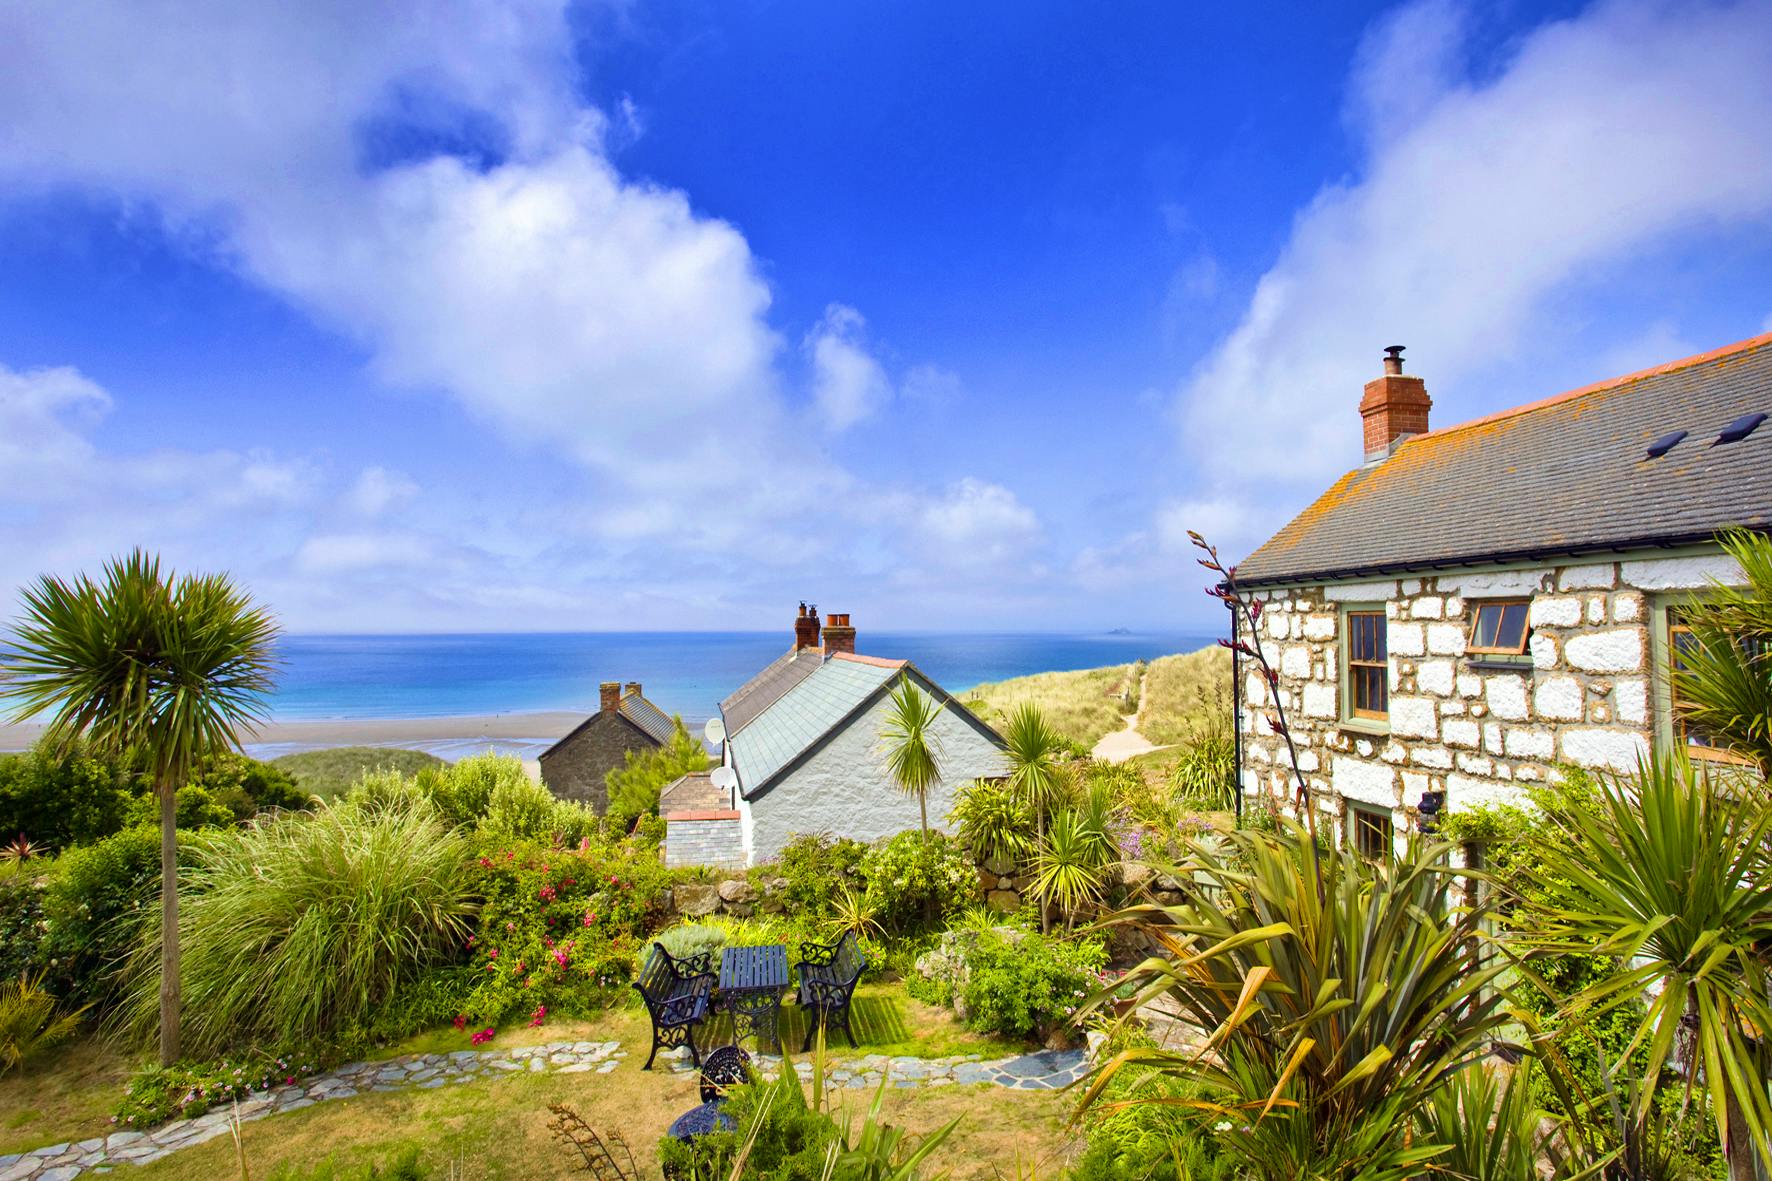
1 1041 1089 1180
0 1040 625 1181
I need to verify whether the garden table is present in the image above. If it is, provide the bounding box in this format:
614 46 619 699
718 944 788 1051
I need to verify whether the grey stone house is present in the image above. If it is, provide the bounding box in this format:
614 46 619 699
539 681 675 814
666 606 1009 867
1232 334 1770 856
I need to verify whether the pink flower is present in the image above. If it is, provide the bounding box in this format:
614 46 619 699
452 1014 467 1031
471 1027 495 1045
583 911 596 927
529 1005 547 1027
488 948 499 960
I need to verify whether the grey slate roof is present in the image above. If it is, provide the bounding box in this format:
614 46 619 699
1236 334 1772 587
719 648 823 734
726 655 905 797
618 692 677 745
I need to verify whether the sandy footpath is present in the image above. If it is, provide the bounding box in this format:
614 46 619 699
0 710 586 754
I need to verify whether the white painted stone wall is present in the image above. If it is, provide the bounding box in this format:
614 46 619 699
1239 551 1743 847
744 693 1009 864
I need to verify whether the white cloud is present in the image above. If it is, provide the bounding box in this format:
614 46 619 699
1176 0 1772 557
296 531 436 575
345 467 421 517
900 364 964 406
806 304 892 432
914 479 1041 569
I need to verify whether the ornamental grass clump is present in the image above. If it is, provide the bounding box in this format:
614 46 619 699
117 798 475 1058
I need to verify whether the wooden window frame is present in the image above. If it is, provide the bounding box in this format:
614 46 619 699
1348 802 1394 862
1339 605 1390 727
1466 598 1531 656
1658 603 1759 767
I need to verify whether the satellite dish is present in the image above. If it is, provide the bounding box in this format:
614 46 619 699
710 766 738 794
703 717 727 745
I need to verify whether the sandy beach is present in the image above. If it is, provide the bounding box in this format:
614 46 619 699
0 711 587 756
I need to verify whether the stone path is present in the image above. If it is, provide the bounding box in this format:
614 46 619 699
662 1045 1090 1091
0 1040 625 1181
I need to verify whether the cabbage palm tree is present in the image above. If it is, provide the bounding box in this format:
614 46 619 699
1521 751 1772 1181
1001 703 1067 931
1 551 278 1064
880 677 943 846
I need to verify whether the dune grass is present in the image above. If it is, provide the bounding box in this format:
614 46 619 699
964 664 1140 748
270 747 445 801
1137 646 1232 746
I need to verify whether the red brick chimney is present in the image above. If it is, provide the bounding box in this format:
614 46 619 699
822 613 856 656
1360 345 1432 463
793 602 821 651
599 682 620 712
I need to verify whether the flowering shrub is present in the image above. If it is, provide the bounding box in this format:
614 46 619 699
859 831 976 933
768 833 870 917
112 1050 321 1128
457 834 674 1025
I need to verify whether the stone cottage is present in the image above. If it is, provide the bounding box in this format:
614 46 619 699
666 605 1009 867
1231 334 1771 854
539 681 675 813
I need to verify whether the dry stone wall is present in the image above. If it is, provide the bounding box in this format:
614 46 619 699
1239 553 1740 843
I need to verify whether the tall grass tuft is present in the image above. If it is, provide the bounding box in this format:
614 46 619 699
117 798 476 1058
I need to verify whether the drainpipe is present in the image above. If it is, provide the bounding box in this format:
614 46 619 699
1229 591 1244 826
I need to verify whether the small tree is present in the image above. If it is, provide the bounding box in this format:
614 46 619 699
880 678 943 846
1 551 278 1064
1001 702 1067 932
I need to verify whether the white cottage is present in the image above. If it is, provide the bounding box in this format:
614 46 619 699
665 606 1008 867
1231 335 1771 855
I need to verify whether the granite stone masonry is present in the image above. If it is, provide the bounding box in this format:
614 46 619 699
1238 553 1744 849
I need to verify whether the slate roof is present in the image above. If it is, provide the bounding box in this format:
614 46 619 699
725 654 906 798
719 649 824 735
1236 334 1772 588
618 691 677 745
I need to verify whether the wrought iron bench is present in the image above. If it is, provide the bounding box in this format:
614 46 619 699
794 930 867 1051
633 942 716 1070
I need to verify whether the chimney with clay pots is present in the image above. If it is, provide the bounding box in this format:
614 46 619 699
599 682 620 713
1360 345 1432 463
793 602 821 651
822 613 856 657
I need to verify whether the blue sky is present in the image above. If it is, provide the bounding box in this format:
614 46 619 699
1 0 1769 634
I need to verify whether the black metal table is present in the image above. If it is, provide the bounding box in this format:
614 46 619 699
718 944 788 1050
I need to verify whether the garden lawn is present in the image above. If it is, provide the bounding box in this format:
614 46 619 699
0 1037 134 1156
3 982 1048 1175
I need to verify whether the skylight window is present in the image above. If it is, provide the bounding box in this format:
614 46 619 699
1713 412 1767 446
1645 429 1687 458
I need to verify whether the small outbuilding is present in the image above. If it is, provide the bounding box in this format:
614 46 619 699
540 681 675 814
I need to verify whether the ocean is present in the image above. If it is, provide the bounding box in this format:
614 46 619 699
268 630 1217 726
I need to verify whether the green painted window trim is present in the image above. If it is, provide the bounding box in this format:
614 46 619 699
1337 601 1391 734
1346 800 1394 861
